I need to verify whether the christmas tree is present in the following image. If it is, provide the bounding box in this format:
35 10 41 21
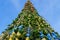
0 0 60 40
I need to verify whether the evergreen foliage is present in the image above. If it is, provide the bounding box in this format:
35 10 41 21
0 0 60 40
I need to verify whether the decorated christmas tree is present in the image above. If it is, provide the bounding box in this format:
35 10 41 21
0 0 60 40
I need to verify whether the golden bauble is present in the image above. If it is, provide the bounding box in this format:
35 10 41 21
26 37 30 40
42 38 46 40
12 32 15 35
10 35 14 38
9 37 13 40
17 32 21 37
16 38 19 40
43 21 45 23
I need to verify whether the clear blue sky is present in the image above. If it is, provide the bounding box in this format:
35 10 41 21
0 0 60 34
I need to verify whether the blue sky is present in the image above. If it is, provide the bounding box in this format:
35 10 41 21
0 0 60 34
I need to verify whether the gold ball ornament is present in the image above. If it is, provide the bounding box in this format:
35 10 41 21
9 35 13 40
43 21 45 23
26 37 30 40
42 38 47 40
17 32 21 37
10 35 14 38
12 32 16 35
16 38 19 40
9 37 13 40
